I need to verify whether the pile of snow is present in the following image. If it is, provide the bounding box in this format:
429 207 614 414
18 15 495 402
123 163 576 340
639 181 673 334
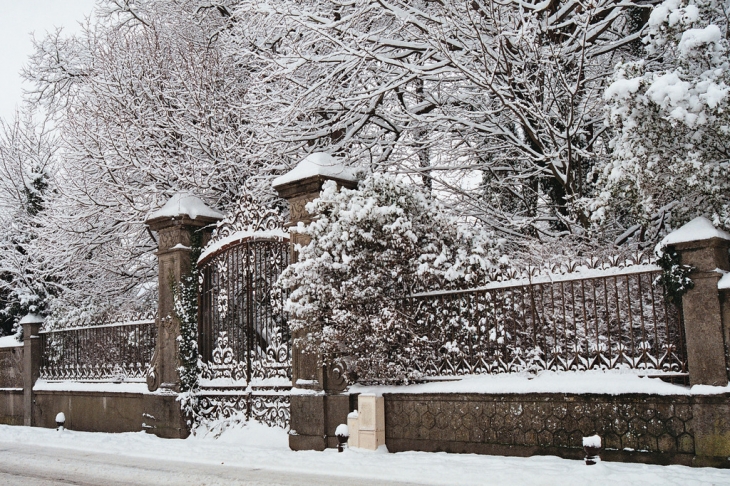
661 216 730 246
19 313 44 325
335 424 349 437
272 153 357 187
147 192 224 221
582 435 601 448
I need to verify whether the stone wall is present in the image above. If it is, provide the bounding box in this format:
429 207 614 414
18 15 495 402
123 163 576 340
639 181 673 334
31 390 187 438
0 389 23 425
0 344 24 425
0 345 23 389
385 392 730 467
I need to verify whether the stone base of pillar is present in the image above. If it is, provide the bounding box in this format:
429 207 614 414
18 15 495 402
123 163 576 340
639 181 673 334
142 393 189 439
289 393 351 451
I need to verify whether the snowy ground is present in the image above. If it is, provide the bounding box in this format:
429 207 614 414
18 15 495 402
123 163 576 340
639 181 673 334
1 424 729 485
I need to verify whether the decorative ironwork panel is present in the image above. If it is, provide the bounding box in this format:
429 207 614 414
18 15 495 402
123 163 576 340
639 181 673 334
191 387 291 429
39 321 156 381
406 268 687 377
196 192 291 429
198 238 291 384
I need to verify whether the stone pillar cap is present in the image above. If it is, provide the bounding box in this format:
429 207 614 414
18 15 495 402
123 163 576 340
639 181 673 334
272 153 357 189
662 216 730 247
19 313 44 325
146 192 224 228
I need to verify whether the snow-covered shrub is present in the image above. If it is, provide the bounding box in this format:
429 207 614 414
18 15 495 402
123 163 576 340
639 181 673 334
277 174 506 384
591 0 730 242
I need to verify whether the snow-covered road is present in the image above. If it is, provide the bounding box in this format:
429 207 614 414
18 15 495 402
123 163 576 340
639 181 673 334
1 424 729 485
0 441 419 486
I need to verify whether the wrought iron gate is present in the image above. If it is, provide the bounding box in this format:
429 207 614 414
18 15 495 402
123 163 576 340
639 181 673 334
195 194 291 428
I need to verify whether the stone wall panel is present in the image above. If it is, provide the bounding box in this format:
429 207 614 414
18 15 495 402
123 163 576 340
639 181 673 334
384 392 725 465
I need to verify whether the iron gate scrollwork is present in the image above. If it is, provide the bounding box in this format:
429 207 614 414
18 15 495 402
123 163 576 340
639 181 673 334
196 193 291 428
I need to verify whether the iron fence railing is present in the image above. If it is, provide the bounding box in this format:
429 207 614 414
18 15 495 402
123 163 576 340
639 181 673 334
39 320 156 381
404 266 686 376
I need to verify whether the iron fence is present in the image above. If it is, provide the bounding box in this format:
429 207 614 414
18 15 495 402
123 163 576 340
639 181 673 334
39 320 156 381
404 267 686 376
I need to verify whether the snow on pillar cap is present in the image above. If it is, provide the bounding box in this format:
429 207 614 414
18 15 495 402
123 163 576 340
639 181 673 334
19 313 44 325
146 192 224 222
661 216 730 246
272 152 357 189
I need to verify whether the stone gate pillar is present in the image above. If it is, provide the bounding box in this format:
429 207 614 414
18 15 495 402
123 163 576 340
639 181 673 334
145 193 223 392
664 216 730 387
664 217 730 464
273 153 358 450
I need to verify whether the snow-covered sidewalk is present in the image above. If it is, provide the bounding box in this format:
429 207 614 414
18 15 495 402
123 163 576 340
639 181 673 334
1 424 729 485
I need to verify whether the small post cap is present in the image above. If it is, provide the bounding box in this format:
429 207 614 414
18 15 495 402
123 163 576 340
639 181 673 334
146 192 224 223
272 153 357 189
19 313 44 325
661 216 730 247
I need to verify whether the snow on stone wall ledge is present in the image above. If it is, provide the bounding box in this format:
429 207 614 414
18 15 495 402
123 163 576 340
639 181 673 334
349 370 730 396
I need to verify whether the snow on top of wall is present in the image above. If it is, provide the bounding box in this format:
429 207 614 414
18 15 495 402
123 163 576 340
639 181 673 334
661 216 730 246
272 153 357 187
0 335 21 348
349 370 726 397
198 228 289 263
147 192 224 221
33 380 152 394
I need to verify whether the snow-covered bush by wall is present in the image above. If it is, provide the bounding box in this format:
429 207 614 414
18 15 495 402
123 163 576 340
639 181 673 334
277 174 507 384
592 0 730 242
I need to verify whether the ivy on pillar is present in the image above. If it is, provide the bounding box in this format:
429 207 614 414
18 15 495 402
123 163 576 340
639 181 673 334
145 193 223 393
663 217 730 388
21 313 43 427
273 153 358 451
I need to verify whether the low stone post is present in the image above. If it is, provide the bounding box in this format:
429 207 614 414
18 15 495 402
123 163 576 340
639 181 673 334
21 313 43 426
664 217 730 387
273 153 358 450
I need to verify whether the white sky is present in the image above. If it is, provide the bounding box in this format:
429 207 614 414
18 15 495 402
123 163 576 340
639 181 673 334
0 0 97 122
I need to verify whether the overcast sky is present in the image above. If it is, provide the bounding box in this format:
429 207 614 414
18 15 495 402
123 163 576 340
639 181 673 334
0 0 96 122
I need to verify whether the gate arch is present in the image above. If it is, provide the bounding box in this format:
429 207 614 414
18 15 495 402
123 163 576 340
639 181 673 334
195 193 291 428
